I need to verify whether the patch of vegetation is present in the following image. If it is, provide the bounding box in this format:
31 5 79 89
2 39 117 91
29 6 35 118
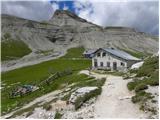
135 83 148 92
72 78 106 89
43 104 52 111
54 111 62 119
61 47 85 58
35 49 54 56
131 91 153 103
1 33 32 61
1 47 91 115
40 21 49 25
129 69 138 74
3 33 11 39
127 56 158 114
127 56 159 91
61 92 72 101
127 81 138 91
136 56 158 77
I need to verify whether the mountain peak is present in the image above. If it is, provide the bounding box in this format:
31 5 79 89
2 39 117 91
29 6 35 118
50 9 87 23
54 9 75 15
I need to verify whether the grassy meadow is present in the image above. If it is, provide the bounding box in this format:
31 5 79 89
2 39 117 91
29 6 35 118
1 33 32 61
1 47 91 115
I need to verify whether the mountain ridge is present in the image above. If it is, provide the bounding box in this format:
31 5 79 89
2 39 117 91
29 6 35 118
1 10 158 56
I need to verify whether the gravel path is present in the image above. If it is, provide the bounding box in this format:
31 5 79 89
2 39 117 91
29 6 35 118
94 75 147 118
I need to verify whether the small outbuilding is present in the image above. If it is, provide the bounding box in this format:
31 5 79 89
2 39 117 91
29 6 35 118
83 49 96 58
91 48 141 71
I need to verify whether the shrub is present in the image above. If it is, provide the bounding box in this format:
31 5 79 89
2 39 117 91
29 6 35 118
131 91 153 103
127 82 138 91
148 71 159 86
123 74 130 79
40 21 48 25
54 112 62 119
135 83 148 92
148 79 159 86
129 69 138 73
43 104 52 111
3 33 11 39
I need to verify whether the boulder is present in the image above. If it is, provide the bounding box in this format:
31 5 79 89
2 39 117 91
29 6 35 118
69 87 98 104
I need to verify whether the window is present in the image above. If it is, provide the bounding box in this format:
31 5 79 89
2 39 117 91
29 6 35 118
100 62 103 67
121 62 125 66
102 52 106 57
107 62 110 67
97 53 101 57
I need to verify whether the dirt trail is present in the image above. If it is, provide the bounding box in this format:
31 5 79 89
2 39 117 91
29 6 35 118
1 90 62 119
94 75 147 118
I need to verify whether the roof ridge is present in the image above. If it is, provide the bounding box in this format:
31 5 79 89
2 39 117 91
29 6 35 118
102 48 141 61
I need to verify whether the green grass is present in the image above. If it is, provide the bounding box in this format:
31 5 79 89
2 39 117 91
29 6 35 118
61 47 85 58
137 56 158 77
1 60 91 115
127 56 159 91
1 33 32 61
127 56 159 112
1 47 91 115
135 83 148 92
35 49 54 56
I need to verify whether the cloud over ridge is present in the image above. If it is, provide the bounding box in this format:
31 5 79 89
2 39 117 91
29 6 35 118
1 0 159 35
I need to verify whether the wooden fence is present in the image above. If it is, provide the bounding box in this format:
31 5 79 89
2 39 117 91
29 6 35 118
38 68 72 87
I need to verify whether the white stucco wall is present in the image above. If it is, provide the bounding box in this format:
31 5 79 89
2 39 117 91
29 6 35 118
92 49 127 71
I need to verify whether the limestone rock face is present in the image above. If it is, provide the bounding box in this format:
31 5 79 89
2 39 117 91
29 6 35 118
1 10 158 54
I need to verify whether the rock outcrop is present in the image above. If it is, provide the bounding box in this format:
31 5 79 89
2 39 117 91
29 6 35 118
69 87 98 104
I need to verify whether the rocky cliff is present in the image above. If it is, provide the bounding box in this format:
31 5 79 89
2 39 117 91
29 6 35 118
1 10 158 54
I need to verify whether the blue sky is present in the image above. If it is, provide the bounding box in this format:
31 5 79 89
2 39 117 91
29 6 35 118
1 0 159 35
50 0 75 12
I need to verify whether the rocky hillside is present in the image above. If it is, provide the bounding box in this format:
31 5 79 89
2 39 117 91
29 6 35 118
1 10 158 55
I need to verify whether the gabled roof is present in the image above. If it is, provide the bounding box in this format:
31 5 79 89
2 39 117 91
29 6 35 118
95 48 141 61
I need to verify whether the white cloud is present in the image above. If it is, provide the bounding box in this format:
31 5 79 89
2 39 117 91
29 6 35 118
1 0 59 21
1 0 158 35
74 0 159 35
63 4 69 10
